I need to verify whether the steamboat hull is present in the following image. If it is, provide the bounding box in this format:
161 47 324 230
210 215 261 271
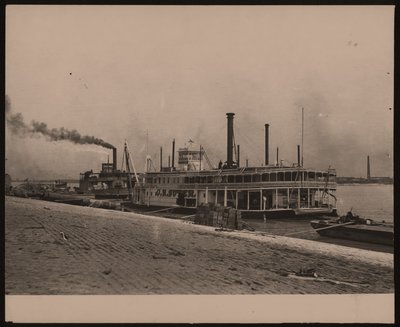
94 188 130 199
40 192 91 206
310 220 393 246
241 208 337 219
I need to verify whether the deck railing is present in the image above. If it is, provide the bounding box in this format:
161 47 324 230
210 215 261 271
144 180 337 190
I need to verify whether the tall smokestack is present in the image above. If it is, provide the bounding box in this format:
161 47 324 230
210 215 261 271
276 147 279 166
297 145 301 167
265 124 269 165
160 147 163 172
172 138 175 170
237 145 240 167
112 147 117 171
226 113 235 168
168 155 171 168
367 155 371 180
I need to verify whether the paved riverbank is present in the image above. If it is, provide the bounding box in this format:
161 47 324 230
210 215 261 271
5 196 394 294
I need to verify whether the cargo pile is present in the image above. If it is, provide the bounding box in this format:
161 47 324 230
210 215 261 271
10 182 49 198
89 200 121 210
194 203 243 230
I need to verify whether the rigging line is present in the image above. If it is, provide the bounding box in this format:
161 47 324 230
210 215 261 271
120 147 124 171
125 141 140 184
288 170 301 201
202 146 215 169
234 133 257 160
235 126 264 161
232 129 237 162
321 166 331 201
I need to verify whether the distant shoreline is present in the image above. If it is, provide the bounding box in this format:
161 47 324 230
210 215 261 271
336 178 393 185
337 182 393 186
11 179 80 184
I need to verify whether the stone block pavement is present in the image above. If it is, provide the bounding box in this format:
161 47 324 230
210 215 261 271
5 196 394 295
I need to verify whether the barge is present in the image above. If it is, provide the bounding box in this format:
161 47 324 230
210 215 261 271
311 213 393 246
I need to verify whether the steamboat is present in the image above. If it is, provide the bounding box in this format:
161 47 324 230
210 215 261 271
78 146 139 199
130 113 338 219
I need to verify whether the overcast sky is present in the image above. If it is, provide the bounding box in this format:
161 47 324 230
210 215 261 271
5 5 393 179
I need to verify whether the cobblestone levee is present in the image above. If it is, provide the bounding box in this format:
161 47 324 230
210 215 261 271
5 196 394 294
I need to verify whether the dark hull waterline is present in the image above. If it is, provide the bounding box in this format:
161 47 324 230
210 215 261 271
310 220 393 246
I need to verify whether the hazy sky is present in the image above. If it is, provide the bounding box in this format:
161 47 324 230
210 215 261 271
5 5 393 179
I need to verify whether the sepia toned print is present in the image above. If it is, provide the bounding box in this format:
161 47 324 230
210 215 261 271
5 5 394 323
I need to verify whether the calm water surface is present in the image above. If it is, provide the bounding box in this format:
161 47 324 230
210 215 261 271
336 184 393 222
243 184 393 252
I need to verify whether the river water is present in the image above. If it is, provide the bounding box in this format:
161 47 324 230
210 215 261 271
336 184 393 222
243 184 393 253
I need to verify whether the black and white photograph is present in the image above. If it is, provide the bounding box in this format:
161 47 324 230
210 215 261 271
4 5 394 323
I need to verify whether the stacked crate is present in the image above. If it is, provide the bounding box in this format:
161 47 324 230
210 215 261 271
194 204 243 230
194 203 207 225
236 210 243 230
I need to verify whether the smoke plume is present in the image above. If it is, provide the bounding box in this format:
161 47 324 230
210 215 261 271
5 96 114 149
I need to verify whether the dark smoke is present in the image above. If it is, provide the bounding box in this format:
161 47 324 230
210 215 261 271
30 121 115 149
5 96 114 149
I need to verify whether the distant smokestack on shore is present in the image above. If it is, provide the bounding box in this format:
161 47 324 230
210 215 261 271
5 97 114 149
367 155 371 180
112 147 117 171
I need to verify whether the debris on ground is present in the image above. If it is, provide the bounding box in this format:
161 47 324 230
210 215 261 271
60 232 69 241
152 255 167 260
295 268 318 278
102 268 112 275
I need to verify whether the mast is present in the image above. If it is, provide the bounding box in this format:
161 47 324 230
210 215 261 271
199 144 202 171
160 147 163 172
145 130 150 172
301 107 304 167
146 130 148 156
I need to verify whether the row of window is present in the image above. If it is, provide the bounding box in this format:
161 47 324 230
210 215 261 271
146 171 336 185
145 189 195 197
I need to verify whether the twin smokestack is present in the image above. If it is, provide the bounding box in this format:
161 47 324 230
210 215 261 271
226 113 270 168
226 113 235 168
159 139 176 172
265 124 269 165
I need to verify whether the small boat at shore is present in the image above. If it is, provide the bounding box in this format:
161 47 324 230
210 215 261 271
310 212 393 246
